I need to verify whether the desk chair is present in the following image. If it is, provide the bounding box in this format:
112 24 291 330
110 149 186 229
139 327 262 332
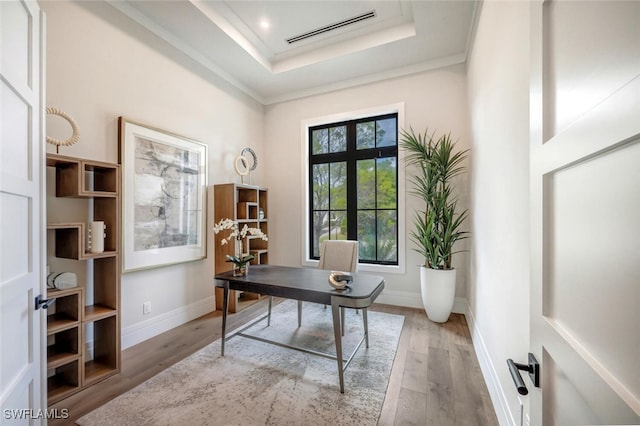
267 240 359 332
298 240 359 334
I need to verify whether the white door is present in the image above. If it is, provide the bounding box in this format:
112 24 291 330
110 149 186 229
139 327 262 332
0 0 46 423
530 1 640 424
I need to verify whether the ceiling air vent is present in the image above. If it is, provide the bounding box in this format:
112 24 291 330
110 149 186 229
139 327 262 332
285 10 376 44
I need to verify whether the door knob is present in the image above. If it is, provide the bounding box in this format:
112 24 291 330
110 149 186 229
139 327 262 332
35 294 55 310
507 353 540 395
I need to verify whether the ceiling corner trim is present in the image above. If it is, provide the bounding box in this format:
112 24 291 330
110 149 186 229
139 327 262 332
189 0 273 73
106 1 266 104
463 0 483 64
265 53 467 105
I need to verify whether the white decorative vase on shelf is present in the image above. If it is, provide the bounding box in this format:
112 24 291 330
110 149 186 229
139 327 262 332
420 266 456 323
89 221 106 254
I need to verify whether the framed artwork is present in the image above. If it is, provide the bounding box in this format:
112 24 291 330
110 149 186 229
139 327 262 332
119 117 207 272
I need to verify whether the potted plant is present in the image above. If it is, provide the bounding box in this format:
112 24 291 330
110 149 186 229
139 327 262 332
213 218 268 276
400 128 469 322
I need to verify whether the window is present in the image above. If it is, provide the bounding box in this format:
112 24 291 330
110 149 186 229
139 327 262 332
309 113 398 265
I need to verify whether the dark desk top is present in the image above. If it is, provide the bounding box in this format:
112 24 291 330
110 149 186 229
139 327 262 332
214 264 385 306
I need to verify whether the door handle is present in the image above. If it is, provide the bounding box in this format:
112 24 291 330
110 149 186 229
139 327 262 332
507 353 540 395
35 294 55 310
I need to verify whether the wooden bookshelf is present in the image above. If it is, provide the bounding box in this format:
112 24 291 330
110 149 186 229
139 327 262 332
46 154 121 404
213 183 268 313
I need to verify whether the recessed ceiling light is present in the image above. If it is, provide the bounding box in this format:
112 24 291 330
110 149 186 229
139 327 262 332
260 19 270 30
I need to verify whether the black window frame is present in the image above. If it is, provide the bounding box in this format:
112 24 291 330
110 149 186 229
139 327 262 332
308 112 399 265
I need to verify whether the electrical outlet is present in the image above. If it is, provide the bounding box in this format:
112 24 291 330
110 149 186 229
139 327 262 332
143 301 151 315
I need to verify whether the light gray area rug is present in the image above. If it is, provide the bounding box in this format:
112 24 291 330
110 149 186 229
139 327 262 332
77 300 404 426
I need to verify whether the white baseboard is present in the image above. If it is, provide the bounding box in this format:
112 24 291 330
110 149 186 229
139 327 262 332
376 289 466 314
465 302 515 426
122 296 215 350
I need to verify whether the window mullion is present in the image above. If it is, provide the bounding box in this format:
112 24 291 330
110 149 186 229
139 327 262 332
374 157 378 262
346 122 357 241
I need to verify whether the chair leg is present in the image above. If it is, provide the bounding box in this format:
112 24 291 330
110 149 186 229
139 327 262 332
341 306 345 336
267 296 272 326
297 300 302 327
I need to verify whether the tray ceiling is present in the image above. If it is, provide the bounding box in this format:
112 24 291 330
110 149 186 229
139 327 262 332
107 0 479 105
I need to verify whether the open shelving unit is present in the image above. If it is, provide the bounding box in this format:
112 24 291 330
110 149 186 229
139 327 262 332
45 154 120 404
213 183 268 313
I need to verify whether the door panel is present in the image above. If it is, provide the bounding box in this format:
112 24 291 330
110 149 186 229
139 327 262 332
547 140 640 399
530 1 640 424
542 1 640 139
0 0 29 88
1 84 30 180
0 0 45 422
543 348 633 425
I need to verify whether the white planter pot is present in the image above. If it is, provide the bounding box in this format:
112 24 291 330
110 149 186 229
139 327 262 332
420 266 456 323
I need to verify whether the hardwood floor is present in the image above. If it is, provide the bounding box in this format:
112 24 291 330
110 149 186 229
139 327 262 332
50 301 498 425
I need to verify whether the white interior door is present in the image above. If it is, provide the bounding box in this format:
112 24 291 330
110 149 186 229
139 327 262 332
530 1 640 424
0 0 46 423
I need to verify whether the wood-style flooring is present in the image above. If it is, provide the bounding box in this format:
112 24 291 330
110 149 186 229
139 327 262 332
50 301 498 425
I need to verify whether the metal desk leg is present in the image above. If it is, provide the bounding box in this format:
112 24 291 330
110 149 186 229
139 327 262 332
331 298 345 393
220 282 229 356
363 308 369 348
267 296 272 326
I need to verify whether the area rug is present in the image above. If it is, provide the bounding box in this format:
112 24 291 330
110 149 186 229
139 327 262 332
77 300 404 426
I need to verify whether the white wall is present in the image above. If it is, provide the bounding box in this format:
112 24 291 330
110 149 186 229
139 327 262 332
263 66 471 309
41 1 264 348
466 2 530 425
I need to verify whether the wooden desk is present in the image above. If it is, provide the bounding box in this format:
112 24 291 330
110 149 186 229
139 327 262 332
214 264 385 393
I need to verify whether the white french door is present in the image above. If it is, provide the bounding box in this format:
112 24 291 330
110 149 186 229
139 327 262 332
530 1 640 424
0 0 46 423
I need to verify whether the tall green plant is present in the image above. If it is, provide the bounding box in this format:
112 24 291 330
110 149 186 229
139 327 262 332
400 128 469 269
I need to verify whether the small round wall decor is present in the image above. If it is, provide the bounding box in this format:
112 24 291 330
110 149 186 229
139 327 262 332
241 147 257 171
234 147 258 184
46 107 80 149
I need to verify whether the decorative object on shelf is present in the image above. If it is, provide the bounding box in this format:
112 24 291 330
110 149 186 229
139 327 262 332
119 117 208 272
233 155 250 182
45 107 80 153
213 218 268 277
89 221 106 254
47 271 78 289
400 128 469 323
233 147 257 184
328 271 353 290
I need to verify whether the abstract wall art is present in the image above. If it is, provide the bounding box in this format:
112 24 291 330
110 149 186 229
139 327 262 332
119 117 207 272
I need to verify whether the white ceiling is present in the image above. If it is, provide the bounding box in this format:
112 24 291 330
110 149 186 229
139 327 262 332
107 0 479 105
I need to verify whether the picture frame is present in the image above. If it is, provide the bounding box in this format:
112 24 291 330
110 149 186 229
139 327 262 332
119 117 207 272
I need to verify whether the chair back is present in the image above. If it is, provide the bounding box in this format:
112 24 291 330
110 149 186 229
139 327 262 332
317 240 358 273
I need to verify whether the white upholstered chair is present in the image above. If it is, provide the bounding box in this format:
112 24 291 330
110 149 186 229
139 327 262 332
267 240 359 331
297 240 359 333
317 239 359 272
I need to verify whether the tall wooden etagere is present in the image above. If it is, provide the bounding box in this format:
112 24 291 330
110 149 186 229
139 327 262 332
213 183 268 313
45 154 121 404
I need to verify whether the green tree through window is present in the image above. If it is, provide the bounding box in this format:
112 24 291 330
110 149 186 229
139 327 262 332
309 113 398 265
